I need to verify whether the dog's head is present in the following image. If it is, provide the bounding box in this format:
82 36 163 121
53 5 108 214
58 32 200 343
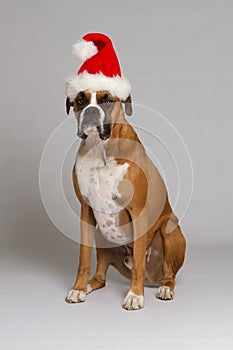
66 91 132 140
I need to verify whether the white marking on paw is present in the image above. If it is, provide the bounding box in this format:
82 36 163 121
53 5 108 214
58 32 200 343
86 284 92 294
156 286 174 300
66 289 86 303
122 289 144 310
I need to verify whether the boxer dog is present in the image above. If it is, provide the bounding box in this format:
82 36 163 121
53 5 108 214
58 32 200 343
65 90 186 310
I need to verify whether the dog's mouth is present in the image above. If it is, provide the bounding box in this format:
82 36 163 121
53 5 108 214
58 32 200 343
77 106 112 141
77 121 111 141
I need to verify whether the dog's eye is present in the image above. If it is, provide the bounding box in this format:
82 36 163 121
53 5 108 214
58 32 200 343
103 99 113 106
77 98 85 105
101 94 113 106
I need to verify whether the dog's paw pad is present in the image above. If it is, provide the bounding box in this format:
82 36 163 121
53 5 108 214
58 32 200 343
65 289 86 303
156 286 174 300
122 290 144 310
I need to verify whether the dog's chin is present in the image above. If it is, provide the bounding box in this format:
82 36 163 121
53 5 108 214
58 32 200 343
77 126 111 141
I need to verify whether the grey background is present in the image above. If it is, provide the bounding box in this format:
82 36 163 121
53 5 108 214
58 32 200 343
0 1 232 349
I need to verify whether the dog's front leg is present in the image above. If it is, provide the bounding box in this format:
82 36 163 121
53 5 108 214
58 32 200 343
122 209 147 311
66 204 95 303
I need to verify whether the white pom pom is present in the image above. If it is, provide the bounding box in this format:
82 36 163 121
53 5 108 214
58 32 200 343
72 39 98 62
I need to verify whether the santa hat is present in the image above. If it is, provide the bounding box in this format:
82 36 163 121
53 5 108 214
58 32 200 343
65 33 131 102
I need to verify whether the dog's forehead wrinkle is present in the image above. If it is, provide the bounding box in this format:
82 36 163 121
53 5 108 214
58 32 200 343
77 91 91 101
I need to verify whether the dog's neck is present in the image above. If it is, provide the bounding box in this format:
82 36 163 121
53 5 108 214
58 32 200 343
78 129 107 166
84 129 103 147
78 118 142 164
110 121 141 143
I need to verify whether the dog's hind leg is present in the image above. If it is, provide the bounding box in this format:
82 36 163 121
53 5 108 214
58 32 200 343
156 215 186 300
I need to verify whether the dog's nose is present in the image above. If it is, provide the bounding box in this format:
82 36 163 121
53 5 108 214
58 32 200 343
83 107 99 126
82 107 100 127
84 107 99 118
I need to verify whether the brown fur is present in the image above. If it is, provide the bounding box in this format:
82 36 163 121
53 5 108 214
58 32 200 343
68 91 186 302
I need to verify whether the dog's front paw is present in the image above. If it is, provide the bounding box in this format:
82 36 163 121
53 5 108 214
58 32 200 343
122 290 144 311
156 286 174 300
65 289 86 303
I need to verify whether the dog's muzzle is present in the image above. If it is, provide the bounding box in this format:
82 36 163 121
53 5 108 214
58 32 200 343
77 106 111 140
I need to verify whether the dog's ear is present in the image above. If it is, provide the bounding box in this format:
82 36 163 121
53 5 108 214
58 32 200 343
122 94 133 116
66 97 74 115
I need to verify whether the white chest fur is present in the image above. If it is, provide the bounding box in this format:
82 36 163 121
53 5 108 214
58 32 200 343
76 133 131 245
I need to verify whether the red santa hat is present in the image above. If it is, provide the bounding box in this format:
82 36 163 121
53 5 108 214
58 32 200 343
65 33 131 102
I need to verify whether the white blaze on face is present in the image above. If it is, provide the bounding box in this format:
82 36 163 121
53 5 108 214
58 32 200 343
78 92 105 135
90 92 97 105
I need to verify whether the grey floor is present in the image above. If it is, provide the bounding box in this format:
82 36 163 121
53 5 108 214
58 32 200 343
0 228 232 350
